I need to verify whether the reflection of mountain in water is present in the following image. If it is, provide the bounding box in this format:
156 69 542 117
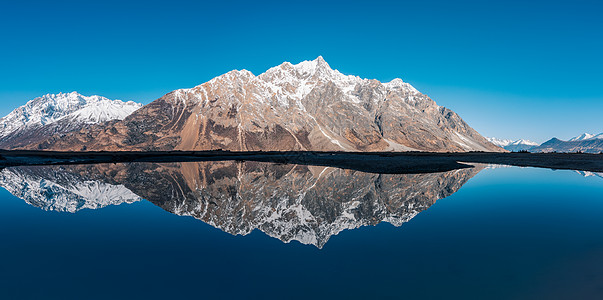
0 166 141 212
0 162 482 248
576 171 603 180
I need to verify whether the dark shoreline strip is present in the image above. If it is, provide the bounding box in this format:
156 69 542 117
0 150 601 174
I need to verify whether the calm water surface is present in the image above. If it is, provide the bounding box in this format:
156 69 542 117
0 162 602 299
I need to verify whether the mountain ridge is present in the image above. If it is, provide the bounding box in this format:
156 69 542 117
531 137 603 153
569 132 603 142
486 137 539 152
19 57 503 153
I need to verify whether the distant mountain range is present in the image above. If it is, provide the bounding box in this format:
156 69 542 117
530 137 603 153
488 133 603 153
569 133 603 141
486 137 539 152
0 57 502 152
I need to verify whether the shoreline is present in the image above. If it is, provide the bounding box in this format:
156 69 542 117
0 150 601 174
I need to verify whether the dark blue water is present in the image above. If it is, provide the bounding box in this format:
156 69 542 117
0 165 602 299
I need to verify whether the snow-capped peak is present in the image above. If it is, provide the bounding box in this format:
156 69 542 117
486 137 514 147
292 56 331 76
260 56 344 81
509 139 539 146
0 92 142 138
570 133 594 141
180 56 420 110
487 137 538 147
384 78 420 94
569 133 603 141
487 137 539 151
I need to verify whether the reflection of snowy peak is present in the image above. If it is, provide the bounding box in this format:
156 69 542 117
575 170 603 180
107 161 482 248
0 92 141 149
0 167 141 212
0 161 481 248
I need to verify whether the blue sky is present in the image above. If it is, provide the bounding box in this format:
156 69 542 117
1 0 601 143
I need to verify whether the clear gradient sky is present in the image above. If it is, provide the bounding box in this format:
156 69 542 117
1 0 601 143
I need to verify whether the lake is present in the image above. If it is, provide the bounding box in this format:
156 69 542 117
0 162 602 299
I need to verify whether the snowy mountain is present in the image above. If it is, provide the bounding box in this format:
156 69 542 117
569 133 603 142
486 137 539 151
0 92 141 149
30 57 503 152
570 133 595 141
486 137 513 148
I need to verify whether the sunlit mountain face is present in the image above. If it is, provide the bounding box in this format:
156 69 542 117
5 57 501 152
0 161 482 248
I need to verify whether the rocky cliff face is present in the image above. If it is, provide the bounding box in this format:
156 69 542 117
1 161 484 248
30 57 502 152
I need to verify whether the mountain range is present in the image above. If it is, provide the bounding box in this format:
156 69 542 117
530 137 603 153
0 57 502 153
488 132 603 153
569 133 603 142
486 137 539 152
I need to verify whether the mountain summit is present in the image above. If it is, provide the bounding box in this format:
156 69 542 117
9 58 503 152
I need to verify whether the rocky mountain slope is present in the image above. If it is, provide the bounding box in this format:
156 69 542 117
27 57 502 152
487 137 539 151
0 92 141 149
